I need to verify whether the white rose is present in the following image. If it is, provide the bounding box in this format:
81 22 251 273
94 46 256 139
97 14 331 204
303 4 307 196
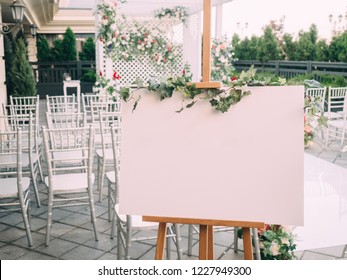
270 242 280 256
281 237 290 245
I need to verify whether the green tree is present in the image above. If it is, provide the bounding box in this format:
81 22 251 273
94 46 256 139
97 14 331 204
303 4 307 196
10 38 36 97
316 40 330 61
51 39 64 61
61 27 77 61
282 33 297 60
4 34 15 101
295 25 318 61
79 37 96 61
328 32 347 62
257 27 280 62
36 35 53 62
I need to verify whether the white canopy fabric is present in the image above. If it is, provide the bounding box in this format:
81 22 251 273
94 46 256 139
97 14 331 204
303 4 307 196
118 0 235 16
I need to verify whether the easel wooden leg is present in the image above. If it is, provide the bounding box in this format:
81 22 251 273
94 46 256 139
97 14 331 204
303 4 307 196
207 225 214 260
155 222 167 260
199 225 208 260
242 227 254 260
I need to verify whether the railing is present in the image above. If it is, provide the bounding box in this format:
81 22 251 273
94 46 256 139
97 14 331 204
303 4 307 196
31 60 347 99
30 61 96 98
233 60 347 80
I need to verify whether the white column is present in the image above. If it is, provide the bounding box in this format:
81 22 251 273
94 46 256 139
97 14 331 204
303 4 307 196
215 4 223 39
183 13 202 82
0 4 8 116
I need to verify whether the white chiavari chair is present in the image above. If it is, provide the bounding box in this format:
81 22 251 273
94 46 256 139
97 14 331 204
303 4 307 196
42 124 98 246
0 128 33 246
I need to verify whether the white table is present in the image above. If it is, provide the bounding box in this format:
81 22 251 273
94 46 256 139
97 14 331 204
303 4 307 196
63 80 81 112
295 153 347 251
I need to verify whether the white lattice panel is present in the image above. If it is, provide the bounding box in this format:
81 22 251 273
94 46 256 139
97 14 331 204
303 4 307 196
113 17 184 85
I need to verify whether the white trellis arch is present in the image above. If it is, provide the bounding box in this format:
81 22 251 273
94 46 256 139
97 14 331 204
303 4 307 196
95 0 234 84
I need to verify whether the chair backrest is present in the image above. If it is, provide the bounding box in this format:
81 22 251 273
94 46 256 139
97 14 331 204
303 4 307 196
305 87 326 99
46 111 87 129
90 99 122 124
42 125 94 175
10 95 39 115
46 95 77 113
0 112 36 154
82 93 110 122
99 111 121 155
0 129 23 180
327 87 347 114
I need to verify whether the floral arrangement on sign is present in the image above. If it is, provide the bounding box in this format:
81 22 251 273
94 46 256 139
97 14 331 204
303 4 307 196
112 66 286 114
154 6 189 24
96 0 180 70
238 224 297 260
211 37 237 84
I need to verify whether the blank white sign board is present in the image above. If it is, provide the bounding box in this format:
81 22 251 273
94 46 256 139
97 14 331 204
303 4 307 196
119 86 304 225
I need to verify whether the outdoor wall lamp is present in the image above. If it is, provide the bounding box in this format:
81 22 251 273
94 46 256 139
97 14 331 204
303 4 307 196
0 0 26 35
30 24 38 37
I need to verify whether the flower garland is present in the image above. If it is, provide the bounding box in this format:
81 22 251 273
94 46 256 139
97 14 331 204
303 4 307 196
113 66 288 114
96 0 180 70
93 70 121 96
154 6 189 24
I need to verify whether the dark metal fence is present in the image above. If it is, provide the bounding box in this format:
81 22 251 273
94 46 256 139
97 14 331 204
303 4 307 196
233 60 347 80
31 60 347 99
31 61 96 99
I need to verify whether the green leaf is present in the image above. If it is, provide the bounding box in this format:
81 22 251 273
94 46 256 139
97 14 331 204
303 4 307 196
118 87 130 101
133 77 144 87
132 95 141 112
185 100 197 108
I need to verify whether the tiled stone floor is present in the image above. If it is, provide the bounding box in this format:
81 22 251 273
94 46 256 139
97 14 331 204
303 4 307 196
1 100 346 260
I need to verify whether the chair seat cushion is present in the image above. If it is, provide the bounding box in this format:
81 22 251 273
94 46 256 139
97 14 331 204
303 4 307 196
106 171 115 183
0 177 31 197
115 204 158 229
44 173 95 192
96 148 114 160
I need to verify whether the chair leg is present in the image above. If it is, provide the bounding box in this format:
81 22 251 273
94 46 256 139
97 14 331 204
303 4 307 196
98 157 105 203
110 208 116 239
88 186 99 241
30 165 41 207
173 224 183 260
252 228 261 260
37 157 44 183
20 197 33 247
166 234 171 259
45 190 53 246
117 221 122 260
233 226 238 253
187 224 193 256
125 223 132 260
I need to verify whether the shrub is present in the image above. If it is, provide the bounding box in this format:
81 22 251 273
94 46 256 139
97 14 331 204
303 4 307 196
10 38 36 97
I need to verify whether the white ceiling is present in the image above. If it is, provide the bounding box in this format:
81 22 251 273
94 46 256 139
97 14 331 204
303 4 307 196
0 0 236 33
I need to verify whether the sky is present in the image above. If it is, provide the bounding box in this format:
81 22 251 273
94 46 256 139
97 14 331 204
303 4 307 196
222 0 347 40
61 0 347 40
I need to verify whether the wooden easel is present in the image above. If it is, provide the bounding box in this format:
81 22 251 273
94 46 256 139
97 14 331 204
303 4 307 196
142 1 264 260
143 216 264 260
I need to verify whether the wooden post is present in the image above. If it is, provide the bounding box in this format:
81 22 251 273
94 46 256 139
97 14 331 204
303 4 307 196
202 0 212 83
189 0 222 89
